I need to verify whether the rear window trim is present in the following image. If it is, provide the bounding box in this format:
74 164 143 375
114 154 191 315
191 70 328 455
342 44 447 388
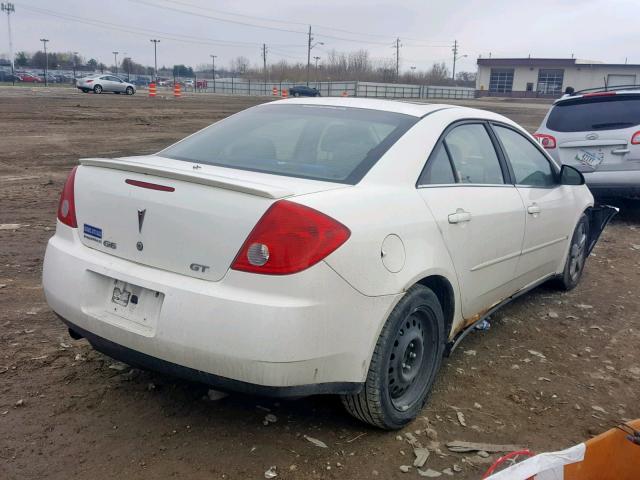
157 104 420 185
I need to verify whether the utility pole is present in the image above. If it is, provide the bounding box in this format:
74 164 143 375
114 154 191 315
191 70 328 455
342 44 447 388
306 26 324 86
452 39 458 81
306 26 312 86
150 39 160 82
40 38 49 86
112 51 119 75
210 54 216 92
395 37 401 81
262 43 268 87
72 50 78 84
1 3 15 84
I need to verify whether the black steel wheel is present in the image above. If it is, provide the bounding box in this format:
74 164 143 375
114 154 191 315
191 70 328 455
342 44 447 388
341 284 445 429
555 213 589 291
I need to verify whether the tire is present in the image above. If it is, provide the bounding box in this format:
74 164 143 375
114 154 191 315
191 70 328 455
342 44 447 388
81 88 89 93
293 92 300 97
341 284 445 429
555 213 589 291
125 86 134 95
93 84 103 94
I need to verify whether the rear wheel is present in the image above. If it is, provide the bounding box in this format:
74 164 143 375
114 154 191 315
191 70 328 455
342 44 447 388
555 213 589 291
341 284 445 429
93 84 103 94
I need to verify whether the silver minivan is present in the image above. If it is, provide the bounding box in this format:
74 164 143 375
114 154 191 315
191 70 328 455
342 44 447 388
535 87 640 198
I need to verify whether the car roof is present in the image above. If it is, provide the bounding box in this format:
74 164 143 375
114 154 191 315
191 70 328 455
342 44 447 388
554 89 640 105
264 97 459 117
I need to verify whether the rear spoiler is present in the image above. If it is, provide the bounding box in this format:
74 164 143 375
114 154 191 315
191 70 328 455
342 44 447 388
79 158 293 199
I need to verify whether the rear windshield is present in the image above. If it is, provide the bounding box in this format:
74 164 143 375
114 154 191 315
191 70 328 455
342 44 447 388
546 94 640 132
159 104 418 184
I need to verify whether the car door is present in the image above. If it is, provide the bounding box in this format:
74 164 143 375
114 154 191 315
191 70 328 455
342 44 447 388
491 123 577 287
417 122 526 320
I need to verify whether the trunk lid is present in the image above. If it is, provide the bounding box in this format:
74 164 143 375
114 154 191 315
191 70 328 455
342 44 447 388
74 155 347 281
556 133 630 171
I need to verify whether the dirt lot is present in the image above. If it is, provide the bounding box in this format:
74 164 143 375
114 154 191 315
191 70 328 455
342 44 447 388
1 88 639 480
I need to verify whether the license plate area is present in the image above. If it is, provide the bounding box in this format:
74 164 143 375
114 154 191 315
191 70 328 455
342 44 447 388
575 149 604 168
105 279 164 334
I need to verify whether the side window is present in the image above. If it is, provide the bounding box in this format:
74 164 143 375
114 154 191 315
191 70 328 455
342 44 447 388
493 125 556 187
444 124 505 184
421 144 456 184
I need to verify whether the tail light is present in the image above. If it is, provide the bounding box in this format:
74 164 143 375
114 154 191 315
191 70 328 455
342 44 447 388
631 131 640 145
57 166 78 228
533 133 557 149
86 79 93 83
231 200 350 275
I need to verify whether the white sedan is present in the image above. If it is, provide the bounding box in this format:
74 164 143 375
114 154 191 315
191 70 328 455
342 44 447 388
42 98 615 429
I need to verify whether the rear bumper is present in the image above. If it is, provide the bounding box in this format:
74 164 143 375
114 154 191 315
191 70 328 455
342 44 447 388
584 170 640 198
61 317 361 397
43 222 399 394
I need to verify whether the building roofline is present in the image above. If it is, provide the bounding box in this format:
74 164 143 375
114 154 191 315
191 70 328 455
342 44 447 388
477 57 640 68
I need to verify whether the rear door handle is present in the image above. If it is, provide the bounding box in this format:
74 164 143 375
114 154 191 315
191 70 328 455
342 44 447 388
527 203 541 215
611 148 630 155
448 208 471 224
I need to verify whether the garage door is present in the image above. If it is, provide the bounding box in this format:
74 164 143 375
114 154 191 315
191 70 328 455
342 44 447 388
607 74 636 87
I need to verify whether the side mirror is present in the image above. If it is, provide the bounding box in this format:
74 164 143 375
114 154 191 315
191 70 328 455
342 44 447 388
560 164 585 185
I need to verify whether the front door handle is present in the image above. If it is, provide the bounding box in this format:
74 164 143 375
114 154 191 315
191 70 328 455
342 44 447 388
611 148 630 155
448 208 471 224
527 203 541 215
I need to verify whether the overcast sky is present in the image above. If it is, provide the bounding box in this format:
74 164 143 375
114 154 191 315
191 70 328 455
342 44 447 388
3 0 639 73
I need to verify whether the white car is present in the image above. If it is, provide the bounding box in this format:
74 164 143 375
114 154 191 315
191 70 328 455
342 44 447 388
42 98 615 429
76 74 136 95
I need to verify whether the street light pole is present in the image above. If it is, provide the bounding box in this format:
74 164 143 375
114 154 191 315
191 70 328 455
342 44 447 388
150 39 160 82
112 51 119 75
40 38 49 86
1 3 15 84
210 54 216 93
313 55 320 84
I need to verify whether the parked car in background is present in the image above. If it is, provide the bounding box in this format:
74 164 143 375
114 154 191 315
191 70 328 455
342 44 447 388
289 85 321 97
0 71 21 82
19 73 43 83
76 74 136 95
43 98 615 430
535 86 640 199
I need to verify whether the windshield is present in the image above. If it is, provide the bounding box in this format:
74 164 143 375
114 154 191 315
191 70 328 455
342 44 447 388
546 94 640 132
159 104 418 184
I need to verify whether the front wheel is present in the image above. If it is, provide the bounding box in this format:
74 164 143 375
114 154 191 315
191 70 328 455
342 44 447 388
125 86 134 95
341 284 445 429
293 92 300 97
93 84 103 94
555 213 589 291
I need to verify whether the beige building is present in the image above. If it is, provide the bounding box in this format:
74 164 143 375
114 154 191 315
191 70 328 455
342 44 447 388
476 58 640 97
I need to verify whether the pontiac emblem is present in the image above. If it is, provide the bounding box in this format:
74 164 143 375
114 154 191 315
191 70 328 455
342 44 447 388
586 132 599 140
137 209 146 233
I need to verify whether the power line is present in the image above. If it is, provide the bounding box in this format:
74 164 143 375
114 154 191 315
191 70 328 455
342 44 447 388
18 4 279 49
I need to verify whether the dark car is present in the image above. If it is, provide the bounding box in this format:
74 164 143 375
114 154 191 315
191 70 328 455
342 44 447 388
289 85 321 97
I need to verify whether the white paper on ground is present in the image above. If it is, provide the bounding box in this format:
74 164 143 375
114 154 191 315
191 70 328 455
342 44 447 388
485 443 586 480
